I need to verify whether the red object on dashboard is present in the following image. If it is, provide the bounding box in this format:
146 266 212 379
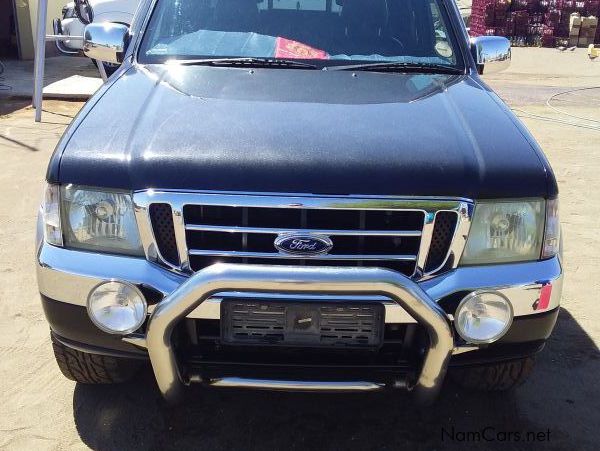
275 37 329 59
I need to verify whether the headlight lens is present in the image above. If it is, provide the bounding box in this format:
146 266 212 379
460 200 544 265
43 184 63 246
62 185 143 256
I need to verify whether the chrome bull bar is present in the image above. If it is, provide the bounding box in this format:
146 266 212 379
143 263 455 405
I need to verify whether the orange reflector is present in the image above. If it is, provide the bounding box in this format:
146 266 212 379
537 284 552 310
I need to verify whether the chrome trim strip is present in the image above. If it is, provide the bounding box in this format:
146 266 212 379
446 203 473 270
206 378 386 392
172 206 191 272
420 258 564 314
134 201 160 263
185 224 422 237
37 246 185 302
452 345 479 355
143 264 454 404
134 192 468 212
188 249 417 261
416 212 435 274
134 189 474 203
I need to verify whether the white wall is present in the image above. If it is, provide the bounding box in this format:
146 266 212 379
14 0 65 59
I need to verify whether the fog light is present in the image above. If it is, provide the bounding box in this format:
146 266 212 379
455 291 513 344
87 281 147 334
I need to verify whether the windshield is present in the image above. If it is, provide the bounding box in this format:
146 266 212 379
139 0 462 69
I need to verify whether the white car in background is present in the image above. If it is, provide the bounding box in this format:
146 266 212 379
53 0 139 75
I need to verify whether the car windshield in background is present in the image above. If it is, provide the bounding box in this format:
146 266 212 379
139 0 463 70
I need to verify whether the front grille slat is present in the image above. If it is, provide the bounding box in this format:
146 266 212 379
185 224 422 237
241 207 248 264
188 249 417 261
189 256 417 275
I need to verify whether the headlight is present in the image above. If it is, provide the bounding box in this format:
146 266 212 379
61 185 143 256
460 200 544 265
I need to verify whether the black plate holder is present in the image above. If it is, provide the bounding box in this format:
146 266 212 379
221 299 385 348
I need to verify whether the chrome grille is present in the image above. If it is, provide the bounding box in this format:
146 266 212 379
136 192 472 280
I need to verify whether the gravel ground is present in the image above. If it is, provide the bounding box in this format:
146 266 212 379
1 48 599 450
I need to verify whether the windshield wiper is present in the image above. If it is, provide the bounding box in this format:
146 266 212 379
325 61 463 74
170 57 318 69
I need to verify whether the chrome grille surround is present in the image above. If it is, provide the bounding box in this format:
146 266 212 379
134 191 473 281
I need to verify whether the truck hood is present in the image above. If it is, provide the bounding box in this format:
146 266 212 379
53 64 555 199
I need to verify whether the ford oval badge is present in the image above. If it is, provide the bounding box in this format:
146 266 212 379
274 234 333 256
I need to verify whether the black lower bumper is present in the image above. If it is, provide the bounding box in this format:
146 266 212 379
42 295 559 370
41 295 147 357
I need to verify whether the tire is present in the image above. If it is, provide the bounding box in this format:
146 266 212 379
450 357 535 391
52 338 140 384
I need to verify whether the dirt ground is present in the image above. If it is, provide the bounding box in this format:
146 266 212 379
1 49 599 450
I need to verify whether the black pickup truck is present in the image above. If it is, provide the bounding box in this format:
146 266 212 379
37 0 562 404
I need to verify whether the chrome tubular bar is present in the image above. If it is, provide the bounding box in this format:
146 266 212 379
144 263 454 405
206 378 386 392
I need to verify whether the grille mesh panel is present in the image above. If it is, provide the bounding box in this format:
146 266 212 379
424 211 458 272
149 203 179 266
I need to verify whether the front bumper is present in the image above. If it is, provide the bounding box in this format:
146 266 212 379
37 243 563 403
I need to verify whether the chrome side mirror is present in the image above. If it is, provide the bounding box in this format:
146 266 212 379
470 36 511 75
83 23 129 64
